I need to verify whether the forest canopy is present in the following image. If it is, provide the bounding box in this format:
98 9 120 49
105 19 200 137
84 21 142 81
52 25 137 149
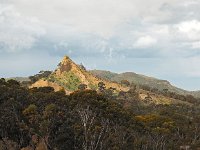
0 78 200 150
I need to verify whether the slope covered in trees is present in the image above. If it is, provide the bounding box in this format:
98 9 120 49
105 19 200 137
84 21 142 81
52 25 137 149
1 56 200 149
1 78 200 149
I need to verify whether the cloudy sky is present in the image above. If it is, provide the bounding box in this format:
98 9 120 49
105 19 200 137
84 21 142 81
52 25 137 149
1 0 200 90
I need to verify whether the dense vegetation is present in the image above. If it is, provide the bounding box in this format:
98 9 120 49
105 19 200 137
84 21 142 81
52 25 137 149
48 71 81 91
140 84 200 105
0 78 200 150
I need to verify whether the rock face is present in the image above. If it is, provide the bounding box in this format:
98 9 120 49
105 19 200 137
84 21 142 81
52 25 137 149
30 56 129 93
55 56 72 75
55 56 90 85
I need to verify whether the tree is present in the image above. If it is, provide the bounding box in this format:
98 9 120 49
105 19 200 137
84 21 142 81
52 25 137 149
120 80 130 87
77 105 110 150
29 71 52 83
0 78 6 84
23 103 60 150
7 79 20 86
104 87 116 99
79 63 86 70
98 82 106 92
78 84 87 91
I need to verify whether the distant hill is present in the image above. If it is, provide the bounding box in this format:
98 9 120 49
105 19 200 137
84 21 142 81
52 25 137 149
90 70 200 98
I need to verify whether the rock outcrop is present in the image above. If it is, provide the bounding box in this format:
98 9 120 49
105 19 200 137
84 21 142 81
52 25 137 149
30 56 129 93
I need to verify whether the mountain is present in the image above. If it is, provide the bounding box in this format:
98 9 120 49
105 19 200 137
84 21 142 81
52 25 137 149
29 56 200 106
30 56 128 93
90 70 200 98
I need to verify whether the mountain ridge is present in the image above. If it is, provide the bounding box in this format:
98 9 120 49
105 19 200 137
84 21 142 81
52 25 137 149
89 69 200 98
9 56 200 98
27 55 200 106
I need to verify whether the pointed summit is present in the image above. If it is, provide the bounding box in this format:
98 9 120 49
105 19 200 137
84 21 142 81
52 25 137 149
61 55 71 63
31 55 129 93
56 55 74 75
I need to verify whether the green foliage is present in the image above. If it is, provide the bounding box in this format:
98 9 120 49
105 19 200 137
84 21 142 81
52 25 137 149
48 71 81 91
78 84 87 91
43 103 57 118
88 83 98 90
1 79 200 149
29 70 52 83
98 81 106 92
7 79 20 86
120 80 130 86
23 104 38 115
30 87 54 93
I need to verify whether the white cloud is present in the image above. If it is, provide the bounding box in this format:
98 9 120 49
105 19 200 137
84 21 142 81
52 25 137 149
3 0 137 38
182 1 199 7
0 4 45 52
133 35 157 48
2 0 188 38
175 20 200 40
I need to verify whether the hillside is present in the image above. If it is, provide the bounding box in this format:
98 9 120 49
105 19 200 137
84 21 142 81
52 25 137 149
2 78 200 149
30 56 128 93
90 70 200 98
191 90 200 98
2 57 200 149
29 56 200 106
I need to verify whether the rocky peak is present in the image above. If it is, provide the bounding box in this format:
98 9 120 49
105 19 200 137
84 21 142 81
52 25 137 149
61 55 71 64
56 56 74 75
31 55 129 92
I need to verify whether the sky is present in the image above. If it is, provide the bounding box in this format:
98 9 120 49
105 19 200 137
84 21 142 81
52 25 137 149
0 0 200 91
